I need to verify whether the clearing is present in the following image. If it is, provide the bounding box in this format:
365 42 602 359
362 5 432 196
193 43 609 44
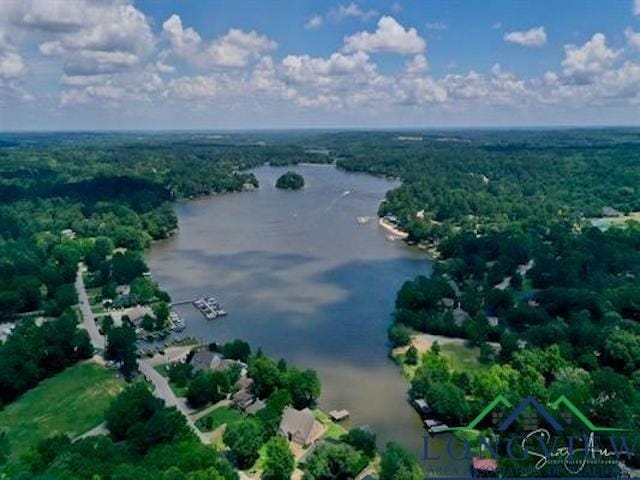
0 361 124 460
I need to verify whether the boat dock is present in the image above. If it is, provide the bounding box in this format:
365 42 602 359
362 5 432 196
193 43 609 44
172 295 229 320
193 296 227 320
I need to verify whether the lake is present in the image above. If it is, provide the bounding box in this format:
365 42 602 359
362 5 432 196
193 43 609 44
146 164 442 463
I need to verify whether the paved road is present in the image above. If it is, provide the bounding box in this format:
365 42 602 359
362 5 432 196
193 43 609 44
76 263 206 443
75 264 105 350
138 359 206 443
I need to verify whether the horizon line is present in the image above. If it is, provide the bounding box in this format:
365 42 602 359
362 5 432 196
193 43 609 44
2 124 640 134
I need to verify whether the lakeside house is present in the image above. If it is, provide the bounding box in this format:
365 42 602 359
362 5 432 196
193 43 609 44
190 350 219 372
189 349 246 373
279 407 317 446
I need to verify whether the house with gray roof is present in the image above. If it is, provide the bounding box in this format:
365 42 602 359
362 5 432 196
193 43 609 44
279 407 316 446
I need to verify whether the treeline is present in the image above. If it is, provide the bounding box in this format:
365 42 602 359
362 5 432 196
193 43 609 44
0 310 92 406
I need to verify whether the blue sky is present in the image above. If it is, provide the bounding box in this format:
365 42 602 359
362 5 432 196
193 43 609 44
1 0 640 130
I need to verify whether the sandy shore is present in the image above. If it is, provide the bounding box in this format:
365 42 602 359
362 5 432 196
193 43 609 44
392 333 501 357
378 218 409 239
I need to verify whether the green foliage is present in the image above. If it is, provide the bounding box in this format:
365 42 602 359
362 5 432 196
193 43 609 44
105 323 138 378
284 368 321 409
379 442 423 480
342 428 377 458
186 370 231 408
388 323 411 347
0 309 93 405
262 436 294 480
275 171 304 190
221 339 251 363
302 443 367 480
404 345 419 365
222 419 263 469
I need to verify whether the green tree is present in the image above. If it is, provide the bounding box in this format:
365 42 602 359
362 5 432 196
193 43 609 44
380 443 423 480
105 323 138 378
222 419 263 469
285 368 321 409
388 323 411 347
302 443 366 480
222 339 251 363
262 436 294 480
405 345 418 365
342 428 377 459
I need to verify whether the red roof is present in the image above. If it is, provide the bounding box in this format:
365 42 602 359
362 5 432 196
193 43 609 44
472 457 497 472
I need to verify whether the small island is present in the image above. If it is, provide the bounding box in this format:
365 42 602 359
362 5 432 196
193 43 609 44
276 171 305 190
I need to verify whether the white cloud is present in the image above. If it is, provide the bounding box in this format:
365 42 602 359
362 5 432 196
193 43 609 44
162 14 201 58
208 29 276 67
328 3 378 22
166 75 219 100
162 14 276 68
343 16 426 55
304 15 323 30
625 27 640 51
22 1 155 76
635 0 640 15
0 51 26 79
562 33 621 83
7 0 155 78
503 26 547 47
282 51 377 87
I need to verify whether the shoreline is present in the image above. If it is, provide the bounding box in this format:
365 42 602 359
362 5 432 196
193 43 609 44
378 217 409 239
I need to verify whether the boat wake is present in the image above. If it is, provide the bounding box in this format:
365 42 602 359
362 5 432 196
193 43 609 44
325 190 351 212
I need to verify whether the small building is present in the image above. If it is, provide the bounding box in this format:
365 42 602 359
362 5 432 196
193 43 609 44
245 399 266 415
328 409 350 422
487 316 499 327
190 350 221 372
233 389 255 409
279 407 316 446
472 457 497 477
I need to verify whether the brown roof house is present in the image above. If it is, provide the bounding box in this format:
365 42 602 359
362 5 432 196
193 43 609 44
279 407 317 446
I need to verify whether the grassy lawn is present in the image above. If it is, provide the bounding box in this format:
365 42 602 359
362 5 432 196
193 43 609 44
396 342 486 379
440 343 485 372
314 409 347 440
195 406 243 432
0 361 124 460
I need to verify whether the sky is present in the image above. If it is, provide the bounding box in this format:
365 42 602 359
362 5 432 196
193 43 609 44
1 0 640 130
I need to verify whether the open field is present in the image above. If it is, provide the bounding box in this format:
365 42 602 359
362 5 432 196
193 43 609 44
0 362 124 459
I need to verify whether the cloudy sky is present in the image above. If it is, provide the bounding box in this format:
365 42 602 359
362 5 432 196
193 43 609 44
1 0 640 130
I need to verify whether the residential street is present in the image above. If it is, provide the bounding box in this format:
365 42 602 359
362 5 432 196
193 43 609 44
75 264 105 350
138 358 206 443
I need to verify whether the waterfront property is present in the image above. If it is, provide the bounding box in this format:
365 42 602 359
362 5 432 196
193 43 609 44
279 407 319 446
